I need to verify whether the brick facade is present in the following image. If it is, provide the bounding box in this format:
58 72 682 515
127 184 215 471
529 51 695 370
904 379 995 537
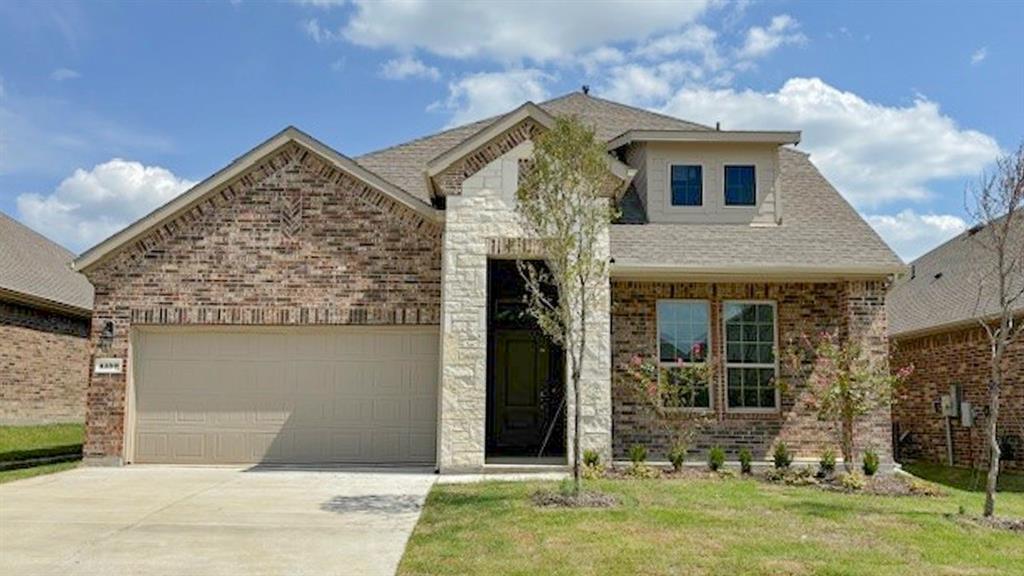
434 118 543 197
0 300 90 424
82 142 443 462
893 322 1023 472
611 280 892 465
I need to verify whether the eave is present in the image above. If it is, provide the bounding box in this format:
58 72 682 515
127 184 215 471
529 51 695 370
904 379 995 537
607 129 802 150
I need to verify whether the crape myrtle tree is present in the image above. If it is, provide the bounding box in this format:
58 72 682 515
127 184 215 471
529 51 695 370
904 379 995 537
515 116 619 494
965 142 1024 518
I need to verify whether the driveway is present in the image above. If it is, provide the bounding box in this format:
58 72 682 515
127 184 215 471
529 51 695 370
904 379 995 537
0 465 436 576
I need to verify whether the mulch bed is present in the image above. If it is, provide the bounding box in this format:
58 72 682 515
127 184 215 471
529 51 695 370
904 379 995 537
948 513 1024 533
532 490 620 508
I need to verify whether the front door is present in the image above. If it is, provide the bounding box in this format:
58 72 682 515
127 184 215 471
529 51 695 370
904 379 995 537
492 330 552 452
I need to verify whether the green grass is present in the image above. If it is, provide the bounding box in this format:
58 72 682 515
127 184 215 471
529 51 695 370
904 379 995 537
0 423 84 462
0 460 79 484
903 462 1024 493
399 470 1024 576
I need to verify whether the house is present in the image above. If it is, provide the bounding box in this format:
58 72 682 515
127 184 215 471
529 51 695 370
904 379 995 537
1 212 94 425
73 92 903 472
890 216 1023 472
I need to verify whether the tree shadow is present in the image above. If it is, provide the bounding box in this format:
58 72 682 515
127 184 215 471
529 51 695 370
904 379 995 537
319 494 424 515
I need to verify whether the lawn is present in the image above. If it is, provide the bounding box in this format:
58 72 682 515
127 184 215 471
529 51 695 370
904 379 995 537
399 468 1024 576
0 423 83 484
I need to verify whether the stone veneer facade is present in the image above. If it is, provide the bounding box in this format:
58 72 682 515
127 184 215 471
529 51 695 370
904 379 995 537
437 137 612 472
892 322 1023 472
610 280 892 465
0 300 90 424
82 142 442 463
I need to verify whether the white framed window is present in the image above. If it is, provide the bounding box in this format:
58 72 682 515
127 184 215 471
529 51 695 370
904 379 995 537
656 300 712 409
722 301 779 411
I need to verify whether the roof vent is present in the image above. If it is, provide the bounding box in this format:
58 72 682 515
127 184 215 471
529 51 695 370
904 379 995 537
910 264 916 279
933 272 944 280
967 223 984 236
715 121 721 131
581 85 590 95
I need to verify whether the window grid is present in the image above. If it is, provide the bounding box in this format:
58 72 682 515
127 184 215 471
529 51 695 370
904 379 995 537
656 300 711 410
723 301 778 410
724 165 756 206
670 164 703 207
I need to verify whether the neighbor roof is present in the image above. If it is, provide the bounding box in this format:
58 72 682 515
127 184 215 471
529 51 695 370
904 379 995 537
356 91 710 204
610 149 905 279
0 212 93 315
888 215 1024 337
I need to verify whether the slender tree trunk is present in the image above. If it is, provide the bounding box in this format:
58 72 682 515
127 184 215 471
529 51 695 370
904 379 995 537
572 298 588 495
841 414 855 473
984 340 1004 518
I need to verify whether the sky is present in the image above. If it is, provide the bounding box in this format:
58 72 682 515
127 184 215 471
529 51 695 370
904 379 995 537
0 0 1021 262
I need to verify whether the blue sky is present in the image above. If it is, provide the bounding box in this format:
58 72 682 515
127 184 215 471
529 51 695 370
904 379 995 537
0 0 1020 261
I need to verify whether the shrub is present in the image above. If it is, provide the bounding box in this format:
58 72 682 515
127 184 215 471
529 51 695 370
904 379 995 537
629 444 647 465
773 442 792 469
862 449 880 476
837 472 866 491
738 447 753 475
708 446 726 471
582 449 601 468
582 462 605 480
818 449 836 478
668 443 687 472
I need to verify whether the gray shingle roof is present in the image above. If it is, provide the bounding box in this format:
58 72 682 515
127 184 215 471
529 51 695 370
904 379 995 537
0 212 93 314
888 215 1024 337
610 149 904 274
356 92 709 204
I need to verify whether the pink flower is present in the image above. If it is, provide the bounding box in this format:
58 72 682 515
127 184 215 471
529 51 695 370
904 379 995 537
631 354 644 366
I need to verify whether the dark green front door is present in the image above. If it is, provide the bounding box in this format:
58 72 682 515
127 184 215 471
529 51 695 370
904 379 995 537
492 330 551 452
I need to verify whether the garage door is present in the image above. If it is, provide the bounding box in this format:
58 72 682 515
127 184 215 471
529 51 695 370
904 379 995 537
131 326 438 465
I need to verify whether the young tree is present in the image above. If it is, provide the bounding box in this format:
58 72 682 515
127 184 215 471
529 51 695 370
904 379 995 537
965 143 1024 518
784 331 913 473
515 116 619 494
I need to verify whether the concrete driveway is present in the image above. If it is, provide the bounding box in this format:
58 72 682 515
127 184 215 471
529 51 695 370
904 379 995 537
0 465 436 576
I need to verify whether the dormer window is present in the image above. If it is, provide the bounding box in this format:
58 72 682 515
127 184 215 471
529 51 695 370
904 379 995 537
670 164 702 206
724 165 756 206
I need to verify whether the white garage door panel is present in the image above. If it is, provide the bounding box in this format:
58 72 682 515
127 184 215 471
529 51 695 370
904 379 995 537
132 327 438 465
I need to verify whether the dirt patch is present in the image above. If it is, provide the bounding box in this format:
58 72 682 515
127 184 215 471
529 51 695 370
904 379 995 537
949 513 1024 533
532 490 621 508
760 468 947 497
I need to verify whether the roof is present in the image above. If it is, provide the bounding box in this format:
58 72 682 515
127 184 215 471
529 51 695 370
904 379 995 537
74 126 442 273
888 215 1024 337
609 149 905 279
356 92 710 204
0 211 93 315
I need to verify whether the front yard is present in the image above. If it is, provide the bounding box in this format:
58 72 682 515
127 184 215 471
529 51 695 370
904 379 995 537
399 467 1024 576
0 423 83 484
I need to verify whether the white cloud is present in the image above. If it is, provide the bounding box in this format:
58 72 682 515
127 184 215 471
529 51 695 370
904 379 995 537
50 68 81 82
437 69 551 127
342 0 709 62
633 25 723 71
865 210 967 261
302 18 339 43
293 0 346 7
603 61 704 106
663 77 1001 207
971 46 988 66
380 56 440 81
738 14 806 59
579 46 625 76
16 159 195 252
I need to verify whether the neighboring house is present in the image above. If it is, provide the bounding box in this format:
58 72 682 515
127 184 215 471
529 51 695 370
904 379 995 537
73 92 903 471
1 212 94 425
890 217 1023 472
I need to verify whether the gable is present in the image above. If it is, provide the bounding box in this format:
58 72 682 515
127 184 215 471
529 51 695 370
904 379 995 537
74 127 440 274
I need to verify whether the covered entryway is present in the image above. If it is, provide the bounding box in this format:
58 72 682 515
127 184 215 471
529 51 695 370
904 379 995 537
130 326 438 465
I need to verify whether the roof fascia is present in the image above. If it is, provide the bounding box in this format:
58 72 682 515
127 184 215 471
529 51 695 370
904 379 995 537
0 287 92 318
607 129 802 150
610 262 906 282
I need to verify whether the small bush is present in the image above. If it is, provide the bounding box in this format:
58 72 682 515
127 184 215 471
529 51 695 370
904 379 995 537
626 463 661 479
558 478 576 497
708 446 726 471
837 472 866 491
668 443 687 472
862 449 880 476
582 449 601 468
738 447 753 475
582 462 605 480
629 444 647 465
773 442 792 469
818 449 836 478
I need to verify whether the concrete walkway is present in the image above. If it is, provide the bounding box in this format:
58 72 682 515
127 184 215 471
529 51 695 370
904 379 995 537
0 465 436 576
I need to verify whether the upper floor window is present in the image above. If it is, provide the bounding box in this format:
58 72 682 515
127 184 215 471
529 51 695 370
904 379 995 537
657 300 711 409
670 165 703 206
724 165 756 206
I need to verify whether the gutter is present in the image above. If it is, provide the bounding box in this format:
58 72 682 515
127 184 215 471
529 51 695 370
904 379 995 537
610 262 907 281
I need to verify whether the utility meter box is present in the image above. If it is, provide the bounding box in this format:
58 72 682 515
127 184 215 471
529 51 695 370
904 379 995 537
961 402 974 427
940 395 957 417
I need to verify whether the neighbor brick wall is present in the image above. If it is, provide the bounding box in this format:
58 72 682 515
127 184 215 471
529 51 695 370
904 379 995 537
892 322 1023 472
82 142 443 462
611 280 893 465
0 300 90 424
